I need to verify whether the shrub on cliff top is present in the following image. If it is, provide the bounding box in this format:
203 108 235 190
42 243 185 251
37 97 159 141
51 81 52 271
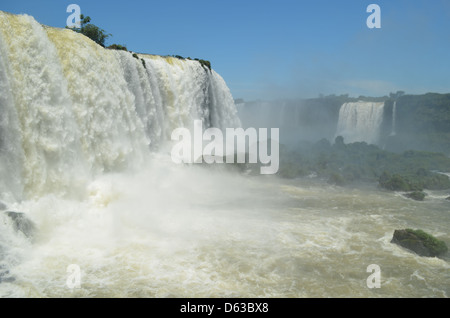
68 14 111 47
107 44 128 51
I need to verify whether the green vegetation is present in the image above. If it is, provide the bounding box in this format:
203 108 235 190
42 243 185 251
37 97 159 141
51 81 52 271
377 169 450 192
397 93 450 133
169 55 212 71
67 15 149 70
195 59 211 71
391 229 448 257
131 53 147 69
66 16 212 72
384 93 450 154
273 137 450 195
327 172 346 186
405 229 448 256
379 173 415 191
260 92 450 155
100 42 148 69
68 14 111 47
107 44 128 51
141 59 146 69
404 191 426 201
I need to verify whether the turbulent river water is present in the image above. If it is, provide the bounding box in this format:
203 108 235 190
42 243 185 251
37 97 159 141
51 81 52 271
1 158 449 298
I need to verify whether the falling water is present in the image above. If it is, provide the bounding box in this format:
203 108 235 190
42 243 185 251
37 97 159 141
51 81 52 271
390 101 397 136
0 11 240 201
335 101 385 145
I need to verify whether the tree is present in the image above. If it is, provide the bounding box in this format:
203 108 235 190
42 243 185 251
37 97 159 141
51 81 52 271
69 14 111 47
389 90 405 100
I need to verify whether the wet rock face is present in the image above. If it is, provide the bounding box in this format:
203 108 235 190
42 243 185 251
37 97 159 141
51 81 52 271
0 264 15 283
391 229 448 258
0 211 36 284
4 211 36 239
1 211 35 284
403 191 426 201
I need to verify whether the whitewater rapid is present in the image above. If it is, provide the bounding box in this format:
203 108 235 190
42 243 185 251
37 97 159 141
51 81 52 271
1 162 449 297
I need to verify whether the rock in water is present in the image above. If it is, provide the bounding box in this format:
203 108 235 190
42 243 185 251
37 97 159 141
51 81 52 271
391 229 448 257
0 212 34 284
0 201 7 211
0 265 15 283
4 212 36 239
404 191 426 201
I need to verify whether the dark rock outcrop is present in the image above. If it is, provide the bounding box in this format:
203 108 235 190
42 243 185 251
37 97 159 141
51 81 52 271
0 211 35 284
4 211 36 239
391 229 448 257
404 191 426 201
0 265 15 283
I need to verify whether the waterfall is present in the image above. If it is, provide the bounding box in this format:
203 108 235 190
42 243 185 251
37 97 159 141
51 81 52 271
0 12 240 201
390 101 397 136
335 101 385 145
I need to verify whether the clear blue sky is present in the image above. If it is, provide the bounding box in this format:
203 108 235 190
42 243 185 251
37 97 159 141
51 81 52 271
2 0 450 100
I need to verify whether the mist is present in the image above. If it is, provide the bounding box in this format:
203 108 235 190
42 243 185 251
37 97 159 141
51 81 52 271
236 98 342 148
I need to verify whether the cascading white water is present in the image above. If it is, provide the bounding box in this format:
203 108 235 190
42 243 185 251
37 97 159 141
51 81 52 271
390 101 397 136
0 30 24 201
0 11 242 295
136 54 240 142
0 11 240 201
335 101 385 145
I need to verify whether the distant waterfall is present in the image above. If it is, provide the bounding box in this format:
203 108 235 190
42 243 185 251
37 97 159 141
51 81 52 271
390 101 397 136
335 101 385 145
